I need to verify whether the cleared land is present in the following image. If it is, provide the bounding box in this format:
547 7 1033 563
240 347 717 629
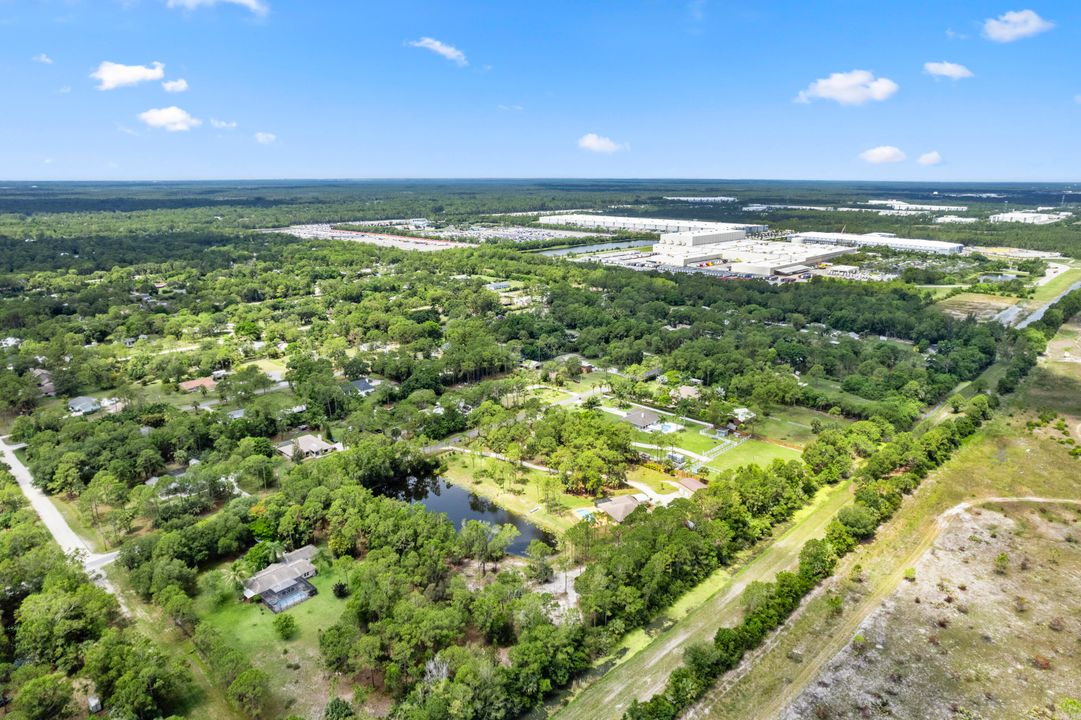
781 500 1081 719
936 292 1018 321
550 480 853 720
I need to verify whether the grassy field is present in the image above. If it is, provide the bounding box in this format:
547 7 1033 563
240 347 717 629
693 410 1081 719
705 440 801 475
753 406 851 449
626 465 681 494
441 453 594 534
550 480 854 720
563 371 614 393
198 567 355 720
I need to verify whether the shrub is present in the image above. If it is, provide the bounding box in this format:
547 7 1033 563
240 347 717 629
273 613 298 640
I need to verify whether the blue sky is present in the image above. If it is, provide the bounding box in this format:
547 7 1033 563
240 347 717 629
2 0 1079 181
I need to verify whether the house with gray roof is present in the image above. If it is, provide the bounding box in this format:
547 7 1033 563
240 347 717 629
68 396 101 415
242 545 319 612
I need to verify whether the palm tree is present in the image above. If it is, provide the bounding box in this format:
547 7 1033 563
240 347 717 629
264 539 285 562
223 561 251 598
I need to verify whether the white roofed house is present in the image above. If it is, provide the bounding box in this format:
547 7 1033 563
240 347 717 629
277 434 342 460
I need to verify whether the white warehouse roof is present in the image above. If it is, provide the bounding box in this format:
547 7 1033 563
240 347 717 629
791 231 963 255
538 213 767 234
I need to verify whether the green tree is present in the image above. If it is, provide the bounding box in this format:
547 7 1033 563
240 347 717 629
272 613 298 640
228 668 270 719
11 673 76 720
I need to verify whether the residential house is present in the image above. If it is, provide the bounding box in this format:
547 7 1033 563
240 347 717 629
594 495 642 524
345 377 378 397
277 434 341 460
30 368 55 396
68 396 101 415
673 476 707 499
623 407 660 430
242 545 320 612
179 377 217 393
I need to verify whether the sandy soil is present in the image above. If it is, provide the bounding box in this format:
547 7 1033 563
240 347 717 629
781 502 1081 719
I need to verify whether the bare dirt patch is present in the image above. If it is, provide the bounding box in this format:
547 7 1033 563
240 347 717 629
781 502 1081 719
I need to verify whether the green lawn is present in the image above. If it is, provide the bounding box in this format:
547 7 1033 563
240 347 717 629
626 465 680 494
198 566 353 720
754 406 851 449
705 440 801 475
563 371 613 393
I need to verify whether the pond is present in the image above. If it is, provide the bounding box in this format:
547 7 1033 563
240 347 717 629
538 239 654 256
369 475 554 555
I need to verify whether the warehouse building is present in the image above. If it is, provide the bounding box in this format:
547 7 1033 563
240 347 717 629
790 231 963 255
989 210 1072 225
538 213 767 234
647 230 854 273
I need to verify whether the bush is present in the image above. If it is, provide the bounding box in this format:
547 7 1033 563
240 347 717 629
273 612 298 640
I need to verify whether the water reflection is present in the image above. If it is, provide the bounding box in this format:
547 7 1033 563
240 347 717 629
369 475 554 555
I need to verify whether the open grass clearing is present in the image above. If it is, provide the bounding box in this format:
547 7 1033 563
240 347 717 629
705 440 801 475
753 405 852 449
780 500 1081 720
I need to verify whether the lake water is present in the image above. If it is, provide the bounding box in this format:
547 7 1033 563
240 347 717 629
370 475 554 555
539 239 654 256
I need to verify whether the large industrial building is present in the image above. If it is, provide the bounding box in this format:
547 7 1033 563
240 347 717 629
647 231 855 274
989 210 1072 225
537 213 767 234
791 231 964 255
865 199 969 212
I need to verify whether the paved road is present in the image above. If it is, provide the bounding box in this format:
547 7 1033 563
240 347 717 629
0 435 125 610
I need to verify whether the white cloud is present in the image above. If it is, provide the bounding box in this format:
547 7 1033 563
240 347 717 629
211 118 238 129
91 60 164 90
166 0 268 15
577 133 625 154
918 151 943 166
796 70 898 105
924 61 973 80
945 28 968 40
58 85 72 94
983 9 1053 42
859 146 906 164
497 104 524 112
254 131 276 144
138 106 201 132
162 78 189 93
32 53 53 64
408 37 468 67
